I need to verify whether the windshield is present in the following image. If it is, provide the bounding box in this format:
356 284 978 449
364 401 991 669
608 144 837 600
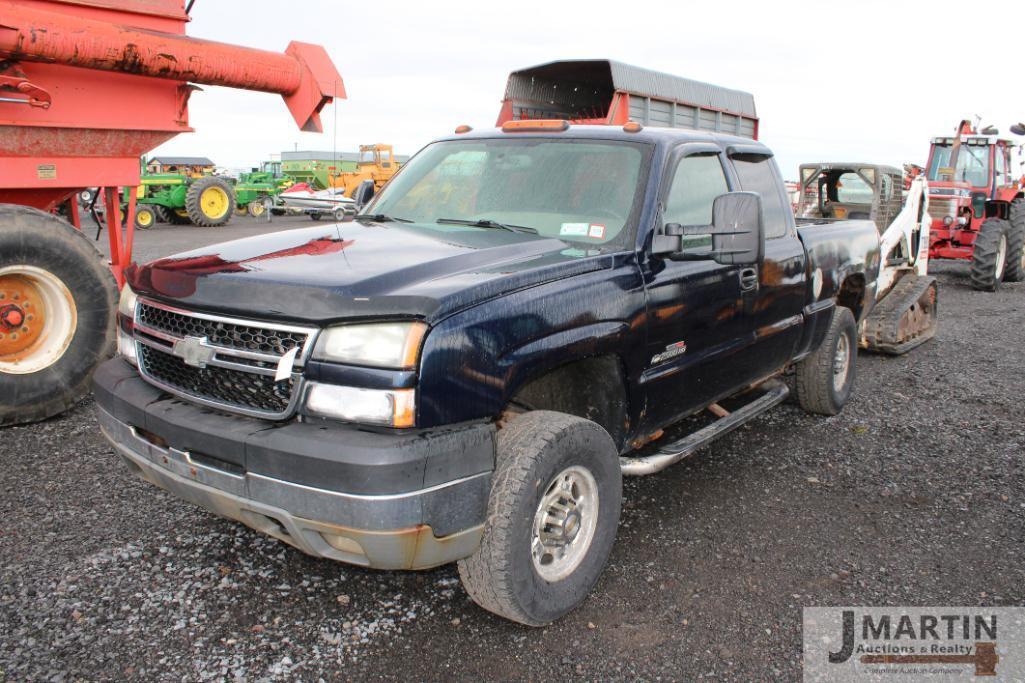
927 143 991 187
363 138 647 247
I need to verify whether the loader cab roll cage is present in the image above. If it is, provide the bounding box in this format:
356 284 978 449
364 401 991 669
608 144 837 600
795 163 904 234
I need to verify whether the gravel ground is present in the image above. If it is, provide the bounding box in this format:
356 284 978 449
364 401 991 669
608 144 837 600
1 221 1023 680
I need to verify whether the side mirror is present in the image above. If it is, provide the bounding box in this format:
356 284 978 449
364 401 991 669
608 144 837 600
653 191 764 265
353 179 376 209
709 191 765 265
1011 122 1025 136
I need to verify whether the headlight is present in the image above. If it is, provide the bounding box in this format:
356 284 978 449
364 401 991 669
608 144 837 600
118 285 138 319
303 383 415 427
312 321 427 369
117 286 138 366
117 328 137 366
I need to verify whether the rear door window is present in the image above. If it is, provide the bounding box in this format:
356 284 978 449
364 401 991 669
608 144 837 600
731 154 789 238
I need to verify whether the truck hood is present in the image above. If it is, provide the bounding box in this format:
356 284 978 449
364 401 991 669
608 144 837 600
127 221 610 323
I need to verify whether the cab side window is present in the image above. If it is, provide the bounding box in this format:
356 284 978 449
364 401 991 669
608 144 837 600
995 145 1008 186
664 154 728 251
732 154 789 239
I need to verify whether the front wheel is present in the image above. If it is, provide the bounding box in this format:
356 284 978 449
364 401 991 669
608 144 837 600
458 411 622 626
795 306 857 416
134 205 156 230
970 217 1010 291
248 199 268 217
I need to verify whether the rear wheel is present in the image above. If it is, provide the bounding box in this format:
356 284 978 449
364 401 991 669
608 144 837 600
152 205 171 223
134 206 156 230
0 205 117 426
1004 200 1025 282
970 218 1010 291
458 411 622 626
185 176 234 227
167 209 191 225
795 306 857 416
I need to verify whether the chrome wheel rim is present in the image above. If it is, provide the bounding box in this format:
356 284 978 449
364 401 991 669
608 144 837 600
995 234 1008 281
531 465 599 582
832 332 851 393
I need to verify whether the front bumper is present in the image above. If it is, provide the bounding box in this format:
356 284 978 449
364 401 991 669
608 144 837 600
93 358 495 570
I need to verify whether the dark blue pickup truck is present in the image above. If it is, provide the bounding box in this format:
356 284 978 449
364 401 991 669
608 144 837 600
94 122 881 625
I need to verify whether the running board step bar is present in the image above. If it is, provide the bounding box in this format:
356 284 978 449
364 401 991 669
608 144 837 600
620 382 790 476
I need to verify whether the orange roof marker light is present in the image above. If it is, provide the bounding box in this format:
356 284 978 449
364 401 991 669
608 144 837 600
454 124 473 134
623 120 643 133
501 119 570 133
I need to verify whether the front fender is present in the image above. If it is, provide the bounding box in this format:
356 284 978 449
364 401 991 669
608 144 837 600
416 260 647 428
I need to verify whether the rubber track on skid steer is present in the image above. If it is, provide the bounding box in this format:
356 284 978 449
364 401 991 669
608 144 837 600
862 274 938 355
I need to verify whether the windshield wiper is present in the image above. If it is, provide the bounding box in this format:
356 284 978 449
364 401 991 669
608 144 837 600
436 217 538 234
356 213 413 224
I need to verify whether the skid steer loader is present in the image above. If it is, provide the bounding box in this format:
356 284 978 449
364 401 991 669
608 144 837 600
796 163 937 354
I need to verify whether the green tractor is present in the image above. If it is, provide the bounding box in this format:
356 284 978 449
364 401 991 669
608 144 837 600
133 172 235 229
233 162 293 218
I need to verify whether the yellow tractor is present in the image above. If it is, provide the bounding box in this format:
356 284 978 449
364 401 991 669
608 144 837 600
328 144 401 196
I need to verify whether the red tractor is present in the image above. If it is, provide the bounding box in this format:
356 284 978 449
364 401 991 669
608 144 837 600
926 119 1025 291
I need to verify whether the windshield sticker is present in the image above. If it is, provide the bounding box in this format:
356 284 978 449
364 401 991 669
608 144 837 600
560 222 589 236
588 224 606 239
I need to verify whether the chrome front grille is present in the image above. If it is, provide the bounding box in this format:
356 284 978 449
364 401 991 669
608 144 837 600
133 300 317 419
137 303 307 356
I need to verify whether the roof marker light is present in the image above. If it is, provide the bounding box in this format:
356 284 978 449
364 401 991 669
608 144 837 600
454 124 473 134
623 120 643 133
501 119 570 133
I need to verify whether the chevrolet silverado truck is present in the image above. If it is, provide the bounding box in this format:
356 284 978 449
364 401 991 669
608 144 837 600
94 121 881 625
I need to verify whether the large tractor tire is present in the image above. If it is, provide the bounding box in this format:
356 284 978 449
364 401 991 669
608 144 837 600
185 176 234 227
969 218 1010 292
152 205 171 223
1004 199 1025 282
167 209 192 225
0 205 118 427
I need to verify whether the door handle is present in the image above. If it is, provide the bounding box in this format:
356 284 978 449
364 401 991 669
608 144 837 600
739 267 759 291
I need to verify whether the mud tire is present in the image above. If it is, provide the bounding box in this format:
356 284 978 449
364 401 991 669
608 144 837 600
795 306 857 416
458 411 621 626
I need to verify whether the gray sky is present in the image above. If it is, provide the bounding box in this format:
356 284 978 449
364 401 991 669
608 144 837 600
155 0 1023 181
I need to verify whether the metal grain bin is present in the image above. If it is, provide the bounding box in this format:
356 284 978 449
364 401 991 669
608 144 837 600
497 59 758 139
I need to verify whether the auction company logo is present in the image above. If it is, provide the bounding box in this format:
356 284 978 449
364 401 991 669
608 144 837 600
803 607 1025 681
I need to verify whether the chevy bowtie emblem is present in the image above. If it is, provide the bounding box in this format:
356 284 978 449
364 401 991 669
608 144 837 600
172 336 216 368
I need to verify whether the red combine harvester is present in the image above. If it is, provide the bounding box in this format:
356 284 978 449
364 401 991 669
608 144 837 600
0 0 343 427
925 119 1025 291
